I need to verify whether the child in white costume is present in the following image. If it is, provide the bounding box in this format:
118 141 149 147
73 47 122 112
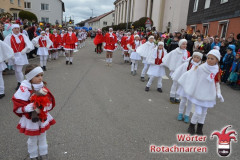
4 24 34 90
136 36 155 82
0 40 14 98
128 35 142 75
178 49 224 135
32 31 53 71
172 52 203 123
145 42 167 92
12 64 56 160
163 39 188 103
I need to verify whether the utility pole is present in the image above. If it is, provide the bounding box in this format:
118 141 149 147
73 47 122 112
126 1 129 31
91 9 93 17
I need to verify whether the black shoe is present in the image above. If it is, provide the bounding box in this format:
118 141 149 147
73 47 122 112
188 123 196 135
0 94 5 99
66 61 69 65
170 97 175 104
43 66 47 71
196 123 204 135
157 88 162 93
145 87 150 92
15 82 21 91
140 77 145 82
70 62 73 65
175 99 180 104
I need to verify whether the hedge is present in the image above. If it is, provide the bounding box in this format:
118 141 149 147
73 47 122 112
19 10 38 22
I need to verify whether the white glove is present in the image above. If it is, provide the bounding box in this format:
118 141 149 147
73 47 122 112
217 94 224 102
103 43 106 47
21 47 28 55
11 56 15 61
24 103 34 112
36 44 40 48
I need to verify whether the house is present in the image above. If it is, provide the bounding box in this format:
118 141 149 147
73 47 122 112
24 0 65 25
0 0 25 20
76 17 95 28
88 10 115 30
114 0 189 32
187 0 240 38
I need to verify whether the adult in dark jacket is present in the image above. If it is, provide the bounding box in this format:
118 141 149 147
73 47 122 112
222 47 235 83
27 26 36 59
168 36 179 52
0 21 4 41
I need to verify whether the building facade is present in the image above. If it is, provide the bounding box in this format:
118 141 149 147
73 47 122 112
114 0 189 32
24 0 65 24
187 0 240 38
0 0 25 20
88 10 115 30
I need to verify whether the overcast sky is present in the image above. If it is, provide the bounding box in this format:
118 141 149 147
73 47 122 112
62 0 115 24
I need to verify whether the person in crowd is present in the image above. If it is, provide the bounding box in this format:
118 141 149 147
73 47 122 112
174 52 203 123
136 36 155 82
228 52 240 87
201 37 211 61
220 40 229 67
211 36 221 49
168 36 179 52
145 42 166 92
27 26 37 59
0 21 4 40
23 25 29 38
178 49 224 135
0 40 14 98
4 24 34 90
221 46 235 83
93 29 104 54
163 39 189 104
63 27 78 65
128 35 142 76
32 31 53 71
12 64 56 160
193 36 203 52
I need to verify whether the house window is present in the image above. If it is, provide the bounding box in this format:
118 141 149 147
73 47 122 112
41 3 49 10
191 25 197 33
204 0 211 9
219 20 229 38
13 13 18 20
24 2 31 9
193 0 199 12
221 0 228 4
41 17 49 23
103 21 107 25
0 8 4 13
18 0 21 6
202 23 209 36
10 0 14 3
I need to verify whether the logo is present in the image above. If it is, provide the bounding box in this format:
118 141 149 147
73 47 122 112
210 73 215 79
20 86 28 92
211 125 237 157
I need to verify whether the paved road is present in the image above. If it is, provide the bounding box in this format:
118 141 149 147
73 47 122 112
0 39 239 160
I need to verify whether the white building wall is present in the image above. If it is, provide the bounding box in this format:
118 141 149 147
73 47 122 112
24 0 63 25
132 0 146 22
89 12 115 31
162 0 189 32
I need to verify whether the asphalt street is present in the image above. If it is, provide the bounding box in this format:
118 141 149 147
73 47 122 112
0 39 239 160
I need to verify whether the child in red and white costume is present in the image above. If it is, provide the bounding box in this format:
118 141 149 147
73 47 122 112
63 27 78 65
128 35 142 75
103 28 117 66
178 49 224 135
50 29 61 60
0 40 14 98
59 30 66 56
163 39 189 104
123 32 132 63
32 31 53 71
136 36 156 82
93 29 104 54
45 28 52 61
172 52 203 123
145 42 167 92
4 24 34 90
12 64 56 159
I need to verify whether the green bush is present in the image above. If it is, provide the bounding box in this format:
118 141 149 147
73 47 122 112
19 10 38 22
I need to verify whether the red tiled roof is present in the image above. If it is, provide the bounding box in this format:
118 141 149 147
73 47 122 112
88 10 114 23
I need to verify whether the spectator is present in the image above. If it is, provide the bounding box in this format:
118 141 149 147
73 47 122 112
0 21 4 41
201 37 211 61
211 35 221 49
228 52 240 88
229 33 235 44
22 25 29 38
236 33 240 52
168 36 179 52
193 36 203 52
27 26 36 59
220 40 229 67
222 46 235 83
